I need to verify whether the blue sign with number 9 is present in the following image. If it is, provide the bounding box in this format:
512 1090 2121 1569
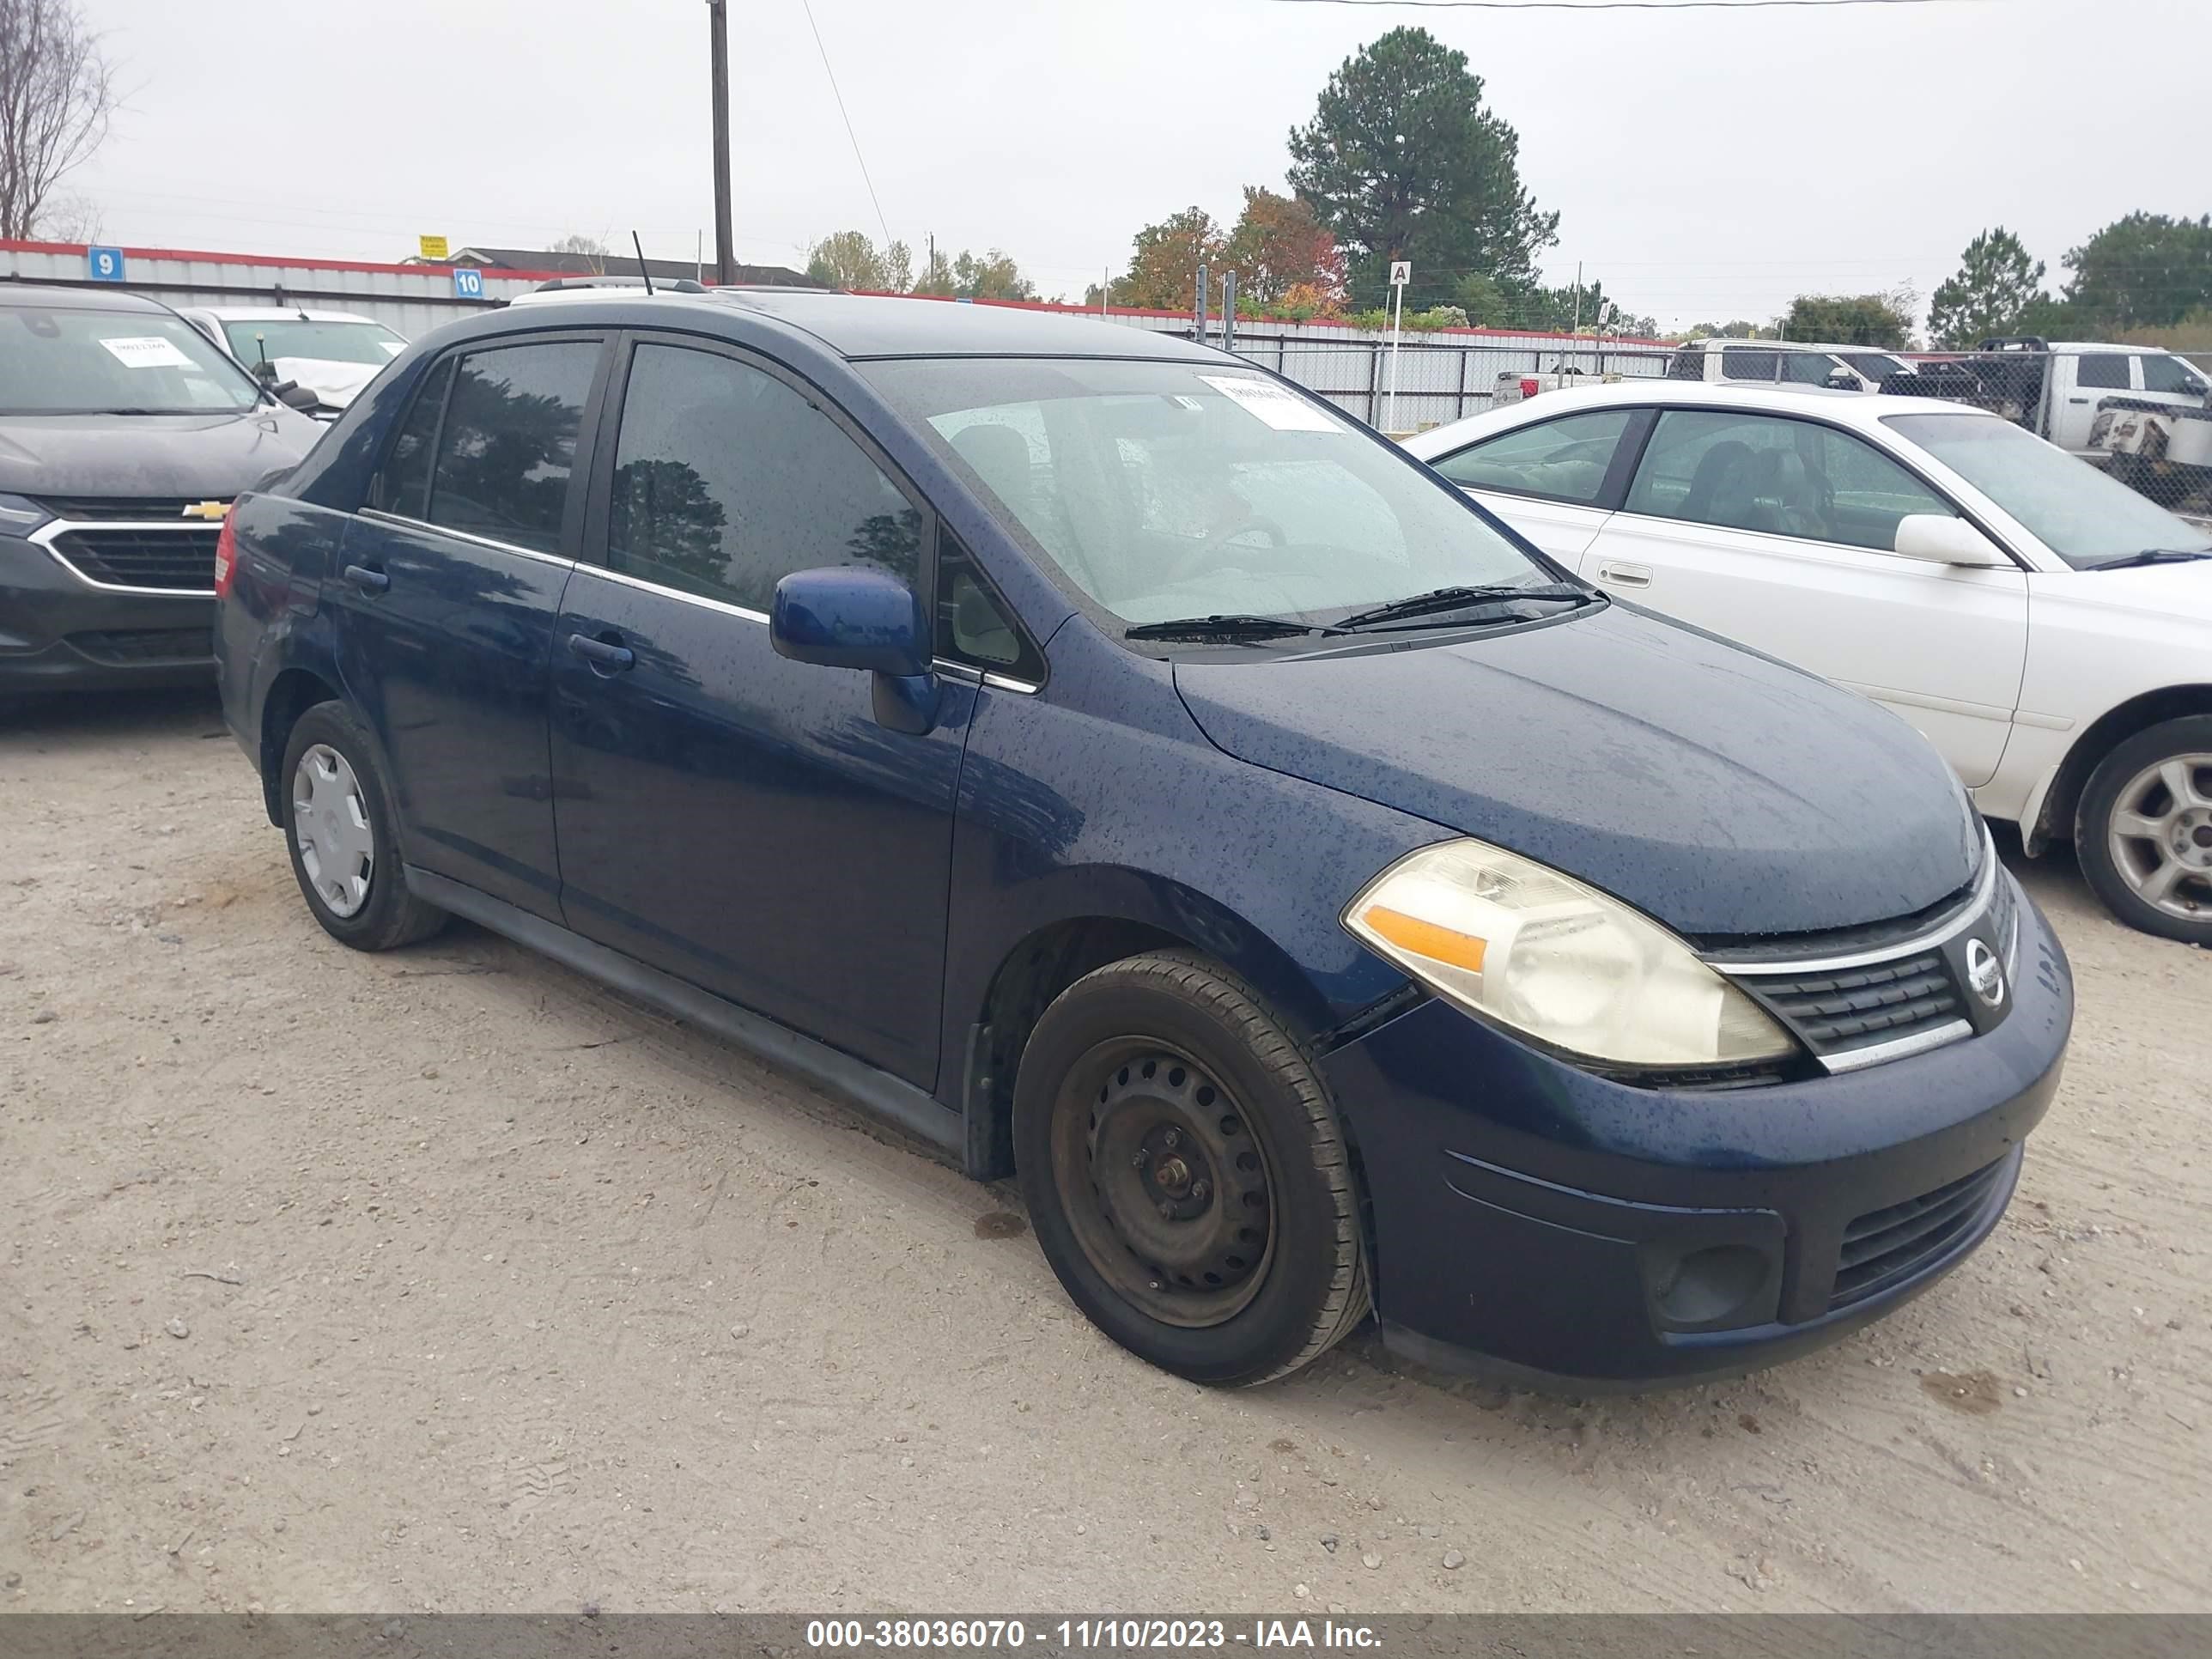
452 267 484 300
88 246 126 283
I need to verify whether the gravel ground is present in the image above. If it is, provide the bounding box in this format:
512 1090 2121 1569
2 688 2206 1616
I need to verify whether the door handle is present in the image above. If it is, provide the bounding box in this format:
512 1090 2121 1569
2068 397 2089 404
1595 562 1651 588
566 632 635 672
343 563 389 594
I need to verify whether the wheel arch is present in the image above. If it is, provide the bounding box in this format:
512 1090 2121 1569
2032 683 2212 851
257 665 345 827
950 876 1355 1182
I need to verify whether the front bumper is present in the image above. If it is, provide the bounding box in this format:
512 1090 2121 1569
0 532 214 692
1320 884 2072 1388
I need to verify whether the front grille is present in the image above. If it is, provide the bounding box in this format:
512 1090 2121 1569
49 527 221 592
1752 950 1966 1055
36 496 207 521
1832 1158 2008 1309
65 627 213 664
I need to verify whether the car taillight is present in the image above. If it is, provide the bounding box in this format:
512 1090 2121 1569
212 512 238 599
1519 378 1540 399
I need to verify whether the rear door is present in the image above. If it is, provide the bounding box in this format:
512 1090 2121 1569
1422 405 1644 563
547 332 972 1087
1580 406 2027 787
334 333 608 920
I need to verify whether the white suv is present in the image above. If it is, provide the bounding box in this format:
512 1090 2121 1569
1405 381 2212 944
1666 339 1917 393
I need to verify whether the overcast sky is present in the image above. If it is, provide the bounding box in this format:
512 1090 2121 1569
65 0 2210 331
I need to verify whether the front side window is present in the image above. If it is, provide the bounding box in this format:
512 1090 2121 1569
221 318 408 368
1720 347 1778 382
0 304 260 415
1431 408 1635 504
1887 410 2212 569
1844 352 1911 381
1666 347 1706 381
1625 409 1956 550
426 340 600 556
606 343 921 611
862 357 1553 633
2076 353 2131 391
2142 354 2207 396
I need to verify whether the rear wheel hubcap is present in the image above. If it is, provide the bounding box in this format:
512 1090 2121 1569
292 744 374 919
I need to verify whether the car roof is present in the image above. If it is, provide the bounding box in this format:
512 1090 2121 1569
495 288 1224 363
185 306 386 324
0 282 167 313
1402 379 2001 454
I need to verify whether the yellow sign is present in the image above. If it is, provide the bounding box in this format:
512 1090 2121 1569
417 234 449 262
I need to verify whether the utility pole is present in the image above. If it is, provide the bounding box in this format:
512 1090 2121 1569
1194 261 1209 344
1219 271 1237 354
707 0 735 286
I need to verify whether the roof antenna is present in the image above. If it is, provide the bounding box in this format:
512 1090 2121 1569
631 231 653 295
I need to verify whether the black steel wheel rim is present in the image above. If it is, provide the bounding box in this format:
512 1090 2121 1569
1048 1040 1276 1328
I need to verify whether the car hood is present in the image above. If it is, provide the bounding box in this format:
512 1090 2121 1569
1173 604 1981 940
269 356 382 408
2048 559 2212 621
0 410 316 501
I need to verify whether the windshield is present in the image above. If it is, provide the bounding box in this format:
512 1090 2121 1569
220 317 406 367
863 358 1552 632
0 305 261 415
1887 411 2212 569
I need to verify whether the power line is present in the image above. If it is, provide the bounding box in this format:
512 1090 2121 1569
796 0 896 256
1265 0 1973 10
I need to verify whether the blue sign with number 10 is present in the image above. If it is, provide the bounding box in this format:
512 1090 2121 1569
87 246 126 283
452 267 484 300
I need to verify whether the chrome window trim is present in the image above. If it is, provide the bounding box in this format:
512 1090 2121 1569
1818 1018 1976 1074
933 659 1042 696
356 507 575 571
571 559 769 624
28 520 220 599
1711 827 1999 977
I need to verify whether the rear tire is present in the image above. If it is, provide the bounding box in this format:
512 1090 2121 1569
1013 951 1369 1386
279 701 447 951
2075 714 2212 945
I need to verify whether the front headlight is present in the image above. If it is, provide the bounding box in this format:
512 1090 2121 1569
1343 838 1797 1070
0 493 51 534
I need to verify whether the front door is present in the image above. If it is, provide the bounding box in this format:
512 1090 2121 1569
1583 406 2027 787
548 336 969 1087
332 335 606 919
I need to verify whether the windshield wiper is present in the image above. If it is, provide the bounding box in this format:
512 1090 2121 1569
1123 613 1337 643
1334 582 1594 631
2094 547 2212 569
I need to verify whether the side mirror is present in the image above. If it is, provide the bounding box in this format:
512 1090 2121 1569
770 566 939 734
276 380 320 412
1825 366 1860 392
1894 514 2008 568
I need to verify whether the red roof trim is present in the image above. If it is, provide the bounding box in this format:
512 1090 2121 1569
0 236 572 283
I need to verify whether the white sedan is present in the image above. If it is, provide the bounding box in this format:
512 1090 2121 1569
1403 381 2212 945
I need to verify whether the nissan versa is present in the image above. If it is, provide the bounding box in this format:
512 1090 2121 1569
214 293 2073 1388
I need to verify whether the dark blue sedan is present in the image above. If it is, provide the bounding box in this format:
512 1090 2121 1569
214 291 2072 1389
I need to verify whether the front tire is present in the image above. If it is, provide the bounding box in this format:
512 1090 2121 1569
279 701 447 951
1013 951 1370 1386
2075 714 2212 945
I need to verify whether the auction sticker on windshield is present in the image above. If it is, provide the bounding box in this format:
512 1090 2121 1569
98 336 197 370
1201 374 1345 433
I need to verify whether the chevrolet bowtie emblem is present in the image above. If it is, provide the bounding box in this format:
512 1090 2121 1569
181 501 231 521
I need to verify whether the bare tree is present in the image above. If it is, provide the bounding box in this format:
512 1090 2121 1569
0 0 117 240
548 232 610 273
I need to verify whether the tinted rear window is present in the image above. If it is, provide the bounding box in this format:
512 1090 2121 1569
372 356 453 520
426 341 600 556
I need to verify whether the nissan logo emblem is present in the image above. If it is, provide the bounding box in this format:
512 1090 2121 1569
1966 938 2006 1008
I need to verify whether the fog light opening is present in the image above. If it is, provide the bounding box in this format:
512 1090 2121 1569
1652 1243 1771 1328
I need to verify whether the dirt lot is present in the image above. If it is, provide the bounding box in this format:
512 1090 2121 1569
2 688 2207 1617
